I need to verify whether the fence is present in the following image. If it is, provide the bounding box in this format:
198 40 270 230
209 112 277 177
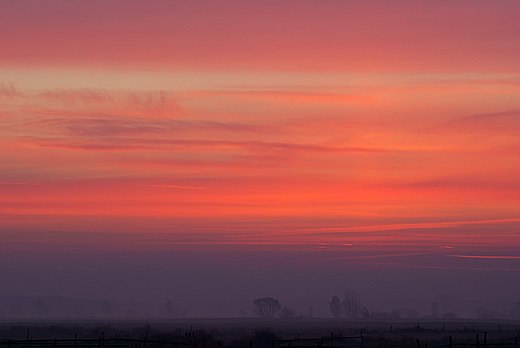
264 334 364 348
0 338 190 348
1 333 519 348
431 334 519 348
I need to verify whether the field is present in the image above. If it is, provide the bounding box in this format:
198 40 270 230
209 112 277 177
1 319 520 348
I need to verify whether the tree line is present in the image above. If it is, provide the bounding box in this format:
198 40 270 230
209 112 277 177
252 290 420 319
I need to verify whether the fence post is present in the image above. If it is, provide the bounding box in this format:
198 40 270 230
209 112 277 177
515 336 518 348
476 334 480 348
331 332 334 348
449 335 452 348
483 332 487 348
416 339 421 348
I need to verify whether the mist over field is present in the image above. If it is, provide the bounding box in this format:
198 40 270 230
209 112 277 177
2 247 520 319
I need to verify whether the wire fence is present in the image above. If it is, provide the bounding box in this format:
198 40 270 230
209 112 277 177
1 333 518 348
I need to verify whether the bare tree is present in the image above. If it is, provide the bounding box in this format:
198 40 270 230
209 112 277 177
329 295 342 318
253 297 281 318
342 290 360 318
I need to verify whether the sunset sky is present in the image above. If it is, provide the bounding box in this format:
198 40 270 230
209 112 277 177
1 1 520 317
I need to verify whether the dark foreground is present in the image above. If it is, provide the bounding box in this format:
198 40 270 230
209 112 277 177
1 319 519 348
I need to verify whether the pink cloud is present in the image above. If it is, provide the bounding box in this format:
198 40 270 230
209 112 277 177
441 109 520 135
146 184 207 190
449 255 520 260
0 82 22 98
299 218 520 234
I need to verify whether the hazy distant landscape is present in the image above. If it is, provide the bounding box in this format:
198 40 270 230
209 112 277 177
2 293 520 321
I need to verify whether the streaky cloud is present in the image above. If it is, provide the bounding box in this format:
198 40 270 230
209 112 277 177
298 218 520 234
24 136 392 155
440 108 520 134
449 255 520 259
146 184 207 190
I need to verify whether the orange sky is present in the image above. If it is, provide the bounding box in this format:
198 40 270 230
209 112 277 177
1 1 520 270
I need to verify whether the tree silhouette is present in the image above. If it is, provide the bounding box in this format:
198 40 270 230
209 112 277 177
253 297 281 318
342 290 360 318
329 295 342 317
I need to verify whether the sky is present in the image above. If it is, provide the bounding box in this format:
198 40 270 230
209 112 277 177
1 1 520 319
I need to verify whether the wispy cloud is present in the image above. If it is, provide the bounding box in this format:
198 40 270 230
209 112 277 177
25 137 392 155
441 109 520 135
299 218 520 234
21 112 270 138
386 177 520 192
39 88 116 105
0 82 22 98
449 255 520 260
0 182 38 186
37 88 182 116
146 184 207 190
366 263 519 272
331 252 437 260
31 117 166 137
185 90 377 106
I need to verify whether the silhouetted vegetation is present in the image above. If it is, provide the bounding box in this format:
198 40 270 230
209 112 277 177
278 307 296 319
329 290 361 318
329 296 342 318
253 297 281 318
2 321 520 348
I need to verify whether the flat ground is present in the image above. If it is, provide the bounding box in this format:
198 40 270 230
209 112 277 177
1 319 519 348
